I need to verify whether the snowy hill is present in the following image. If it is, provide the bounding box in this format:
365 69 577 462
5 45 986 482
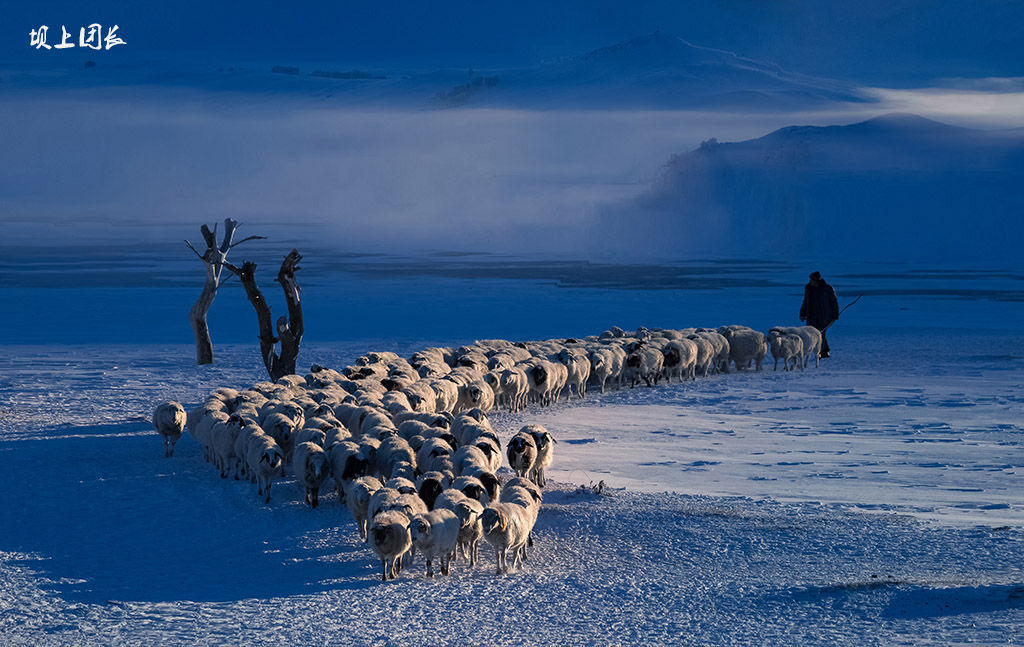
4 32 861 111
471 32 861 109
590 113 1024 263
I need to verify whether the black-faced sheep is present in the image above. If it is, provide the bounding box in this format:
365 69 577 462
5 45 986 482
506 431 538 480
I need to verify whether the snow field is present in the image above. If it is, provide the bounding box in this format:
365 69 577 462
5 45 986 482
1 327 1022 645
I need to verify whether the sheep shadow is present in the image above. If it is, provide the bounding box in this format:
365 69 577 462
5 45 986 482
0 424 381 603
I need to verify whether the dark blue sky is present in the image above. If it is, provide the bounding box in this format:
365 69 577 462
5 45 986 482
5 1 1022 83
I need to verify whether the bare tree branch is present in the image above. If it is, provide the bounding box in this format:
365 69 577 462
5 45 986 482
184 239 205 261
229 234 267 249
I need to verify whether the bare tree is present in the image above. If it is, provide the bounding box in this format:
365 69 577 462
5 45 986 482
225 249 304 381
185 219 265 365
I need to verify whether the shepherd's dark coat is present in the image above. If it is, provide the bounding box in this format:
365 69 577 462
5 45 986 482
800 280 839 330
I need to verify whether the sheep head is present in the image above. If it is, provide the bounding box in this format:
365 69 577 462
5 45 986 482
481 508 507 535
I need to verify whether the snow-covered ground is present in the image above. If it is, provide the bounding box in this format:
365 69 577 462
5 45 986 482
1 267 1022 645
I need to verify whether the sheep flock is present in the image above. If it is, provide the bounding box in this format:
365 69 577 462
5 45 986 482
156 323 822 581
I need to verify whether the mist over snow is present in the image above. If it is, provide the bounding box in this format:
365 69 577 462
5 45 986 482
590 113 1024 264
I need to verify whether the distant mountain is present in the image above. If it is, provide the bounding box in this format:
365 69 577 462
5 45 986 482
590 113 1024 263
4 32 863 111
468 32 861 109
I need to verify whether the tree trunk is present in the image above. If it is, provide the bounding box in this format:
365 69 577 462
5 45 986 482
186 219 263 365
227 249 304 381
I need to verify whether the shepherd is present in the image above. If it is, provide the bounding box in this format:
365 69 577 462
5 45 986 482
800 271 839 358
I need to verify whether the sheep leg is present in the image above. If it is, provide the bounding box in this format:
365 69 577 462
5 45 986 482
426 559 434 578
381 559 388 581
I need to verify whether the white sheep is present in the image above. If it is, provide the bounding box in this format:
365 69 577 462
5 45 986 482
588 348 617 393
459 379 495 413
497 367 529 412
293 441 330 507
346 475 382 541
376 435 417 480
368 511 412 581
211 414 246 479
246 434 284 503
409 508 461 577
434 489 484 566
769 325 823 368
453 444 491 477
481 502 534 574
686 334 714 378
153 401 187 458
559 348 592 399
718 326 768 371
767 330 805 371
417 437 455 474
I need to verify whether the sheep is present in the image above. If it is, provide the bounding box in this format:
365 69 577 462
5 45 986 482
661 339 697 382
767 330 805 371
329 440 372 502
389 460 416 482
459 379 495 413
345 475 382 541
409 508 461 577
434 489 485 566
294 427 327 448
368 511 412 581
524 360 554 406
153 401 187 458
501 476 543 555
497 367 529 412
625 347 664 387
323 425 353 452
769 325 823 368
416 471 452 510
211 414 245 479
695 330 731 374
294 441 331 508
506 431 538 480
429 379 460 413
686 334 715 378
262 411 300 467
588 348 617 393
718 326 768 372
523 424 556 487
453 444 491 477
559 348 592 399
451 475 491 506
192 408 228 462
246 434 284 503
384 477 418 496
481 502 535 574
417 437 455 474
368 487 403 523
376 435 417 480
